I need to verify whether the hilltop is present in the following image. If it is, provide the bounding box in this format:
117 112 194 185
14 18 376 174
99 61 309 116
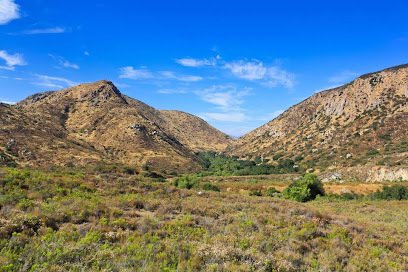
0 80 231 174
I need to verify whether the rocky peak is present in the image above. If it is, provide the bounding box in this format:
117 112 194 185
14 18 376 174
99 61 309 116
17 91 55 107
70 80 125 105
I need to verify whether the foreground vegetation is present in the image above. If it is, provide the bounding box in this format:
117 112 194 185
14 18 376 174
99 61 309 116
1 167 407 271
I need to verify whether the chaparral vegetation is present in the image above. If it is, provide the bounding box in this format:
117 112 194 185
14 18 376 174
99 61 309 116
1 167 407 271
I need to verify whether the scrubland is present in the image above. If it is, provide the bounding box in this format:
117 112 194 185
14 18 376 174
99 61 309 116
0 167 407 271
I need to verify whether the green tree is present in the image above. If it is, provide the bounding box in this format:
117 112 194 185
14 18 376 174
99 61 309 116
283 174 324 202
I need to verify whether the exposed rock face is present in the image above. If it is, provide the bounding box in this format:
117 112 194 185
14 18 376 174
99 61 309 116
324 166 408 183
228 64 408 174
0 80 231 174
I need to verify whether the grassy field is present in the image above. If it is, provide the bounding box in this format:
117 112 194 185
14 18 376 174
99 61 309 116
0 167 407 271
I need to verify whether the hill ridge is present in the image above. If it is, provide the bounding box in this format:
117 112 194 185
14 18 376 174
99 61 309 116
0 81 231 174
229 64 408 177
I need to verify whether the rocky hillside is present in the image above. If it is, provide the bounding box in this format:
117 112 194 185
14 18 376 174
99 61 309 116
158 110 232 152
0 80 230 174
229 64 408 174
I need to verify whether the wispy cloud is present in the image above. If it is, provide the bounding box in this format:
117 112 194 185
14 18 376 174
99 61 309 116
0 50 26 70
119 66 202 82
49 54 80 70
33 74 77 89
119 66 153 80
224 60 266 80
200 112 247 122
328 70 358 84
175 56 219 67
158 88 188 94
20 27 66 35
84 51 90 56
224 60 295 88
160 71 202 82
61 60 79 69
196 85 250 123
0 0 20 25
195 85 250 112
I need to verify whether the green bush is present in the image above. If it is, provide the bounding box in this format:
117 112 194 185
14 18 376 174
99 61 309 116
370 185 408 200
173 175 200 189
202 183 220 192
283 174 324 202
265 187 280 197
366 149 380 157
249 190 262 196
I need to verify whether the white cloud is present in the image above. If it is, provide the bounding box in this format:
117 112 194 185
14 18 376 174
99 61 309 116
0 0 20 25
158 88 188 94
196 85 250 123
175 57 217 67
264 67 295 88
201 112 247 122
48 54 79 70
21 27 66 35
119 66 202 82
61 60 79 69
49 54 80 70
33 75 77 89
224 60 295 88
119 66 153 80
328 70 358 84
0 65 14 70
84 51 90 56
195 85 250 112
160 71 202 82
0 50 26 70
224 60 266 80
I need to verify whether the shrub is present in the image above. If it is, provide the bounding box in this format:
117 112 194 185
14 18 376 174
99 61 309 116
123 166 137 175
272 153 283 161
370 185 408 200
366 149 380 157
174 175 200 189
265 187 280 197
202 183 220 192
283 174 324 202
249 190 262 196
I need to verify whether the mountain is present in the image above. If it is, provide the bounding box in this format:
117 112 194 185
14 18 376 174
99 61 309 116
229 64 408 175
0 80 230 174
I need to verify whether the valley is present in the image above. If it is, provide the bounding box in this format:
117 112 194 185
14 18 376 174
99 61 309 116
0 64 407 271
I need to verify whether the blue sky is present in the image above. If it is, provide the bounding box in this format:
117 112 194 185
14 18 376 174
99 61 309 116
0 0 407 136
